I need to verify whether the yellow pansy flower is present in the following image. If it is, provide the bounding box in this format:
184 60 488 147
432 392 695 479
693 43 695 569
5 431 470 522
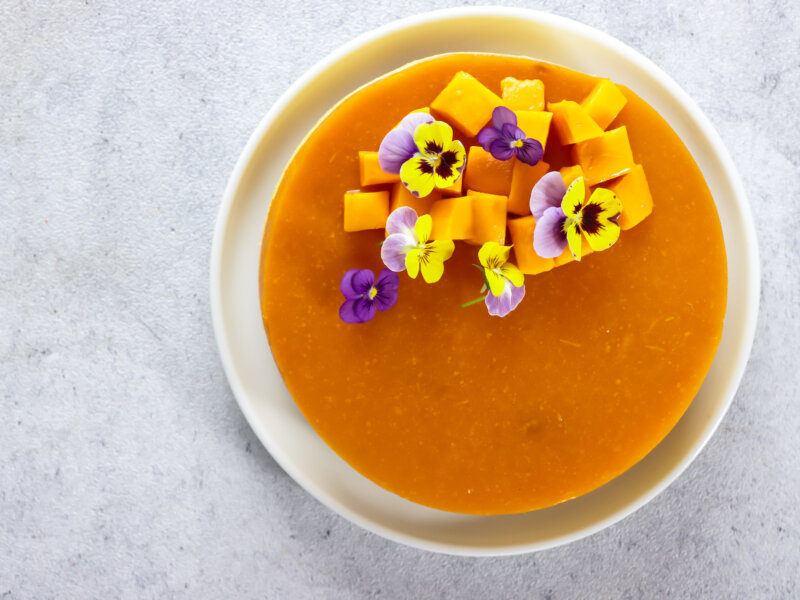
399 121 466 198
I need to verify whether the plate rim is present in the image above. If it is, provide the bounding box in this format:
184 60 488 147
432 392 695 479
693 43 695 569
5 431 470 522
210 6 760 555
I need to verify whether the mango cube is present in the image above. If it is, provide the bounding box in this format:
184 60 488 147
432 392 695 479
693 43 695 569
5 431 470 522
501 77 545 111
508 160 550 216
606 164 653 230
344 190 390 231
559 165 584 188
359 151 399 187
389 182 439 216
515 111 552 151
572 126 635 186
507 216 554 275
431 72 503 137
463 146 514 196
580 79 627 130
466 191 507 246
430 196 473 240
547 100 604 144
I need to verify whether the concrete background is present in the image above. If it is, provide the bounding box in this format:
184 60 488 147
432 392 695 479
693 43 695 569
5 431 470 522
2 1 798 597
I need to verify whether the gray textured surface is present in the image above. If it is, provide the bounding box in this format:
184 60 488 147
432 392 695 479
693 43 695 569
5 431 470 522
1 0 798 597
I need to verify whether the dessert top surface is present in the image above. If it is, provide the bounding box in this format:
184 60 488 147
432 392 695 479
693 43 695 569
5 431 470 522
260 53 727 514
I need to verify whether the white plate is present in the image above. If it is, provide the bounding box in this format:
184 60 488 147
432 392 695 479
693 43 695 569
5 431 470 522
210 8 759 555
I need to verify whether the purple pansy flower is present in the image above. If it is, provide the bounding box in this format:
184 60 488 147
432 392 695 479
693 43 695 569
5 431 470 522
339 268 399 324
377 112 435 174
531 171 569 258
476 106 543 166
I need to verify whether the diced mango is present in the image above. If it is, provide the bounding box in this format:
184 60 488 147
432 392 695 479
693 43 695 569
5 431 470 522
515 111 553 151
508 160 550 216
507 216 554 275
344 190 390 231
393 107 431 128
559 165 584 188
430 196 473 240
501 77 545 111
572 126 635 186
359 151 399 187
466 191 507 246
463 146 514 196
431 72 503 137
547 100 604 144
580 80 627 130
605 164 653 230
441 174 464 197
554 237 594 266
389 182 439 215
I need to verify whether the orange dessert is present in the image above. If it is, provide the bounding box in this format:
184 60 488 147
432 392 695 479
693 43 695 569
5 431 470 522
259 53 727 515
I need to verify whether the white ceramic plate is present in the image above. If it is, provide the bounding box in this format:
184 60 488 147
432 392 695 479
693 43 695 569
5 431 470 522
210 8 759 555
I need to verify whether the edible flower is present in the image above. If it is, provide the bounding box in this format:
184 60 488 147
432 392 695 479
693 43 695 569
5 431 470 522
339 268 399 324
532 174 622 260
476 106 543 166
398 121 466 198
461 242 525 317
377 112 435 174
381 207 455 283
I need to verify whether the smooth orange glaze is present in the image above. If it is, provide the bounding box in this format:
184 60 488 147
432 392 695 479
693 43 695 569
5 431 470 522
259 54 727 515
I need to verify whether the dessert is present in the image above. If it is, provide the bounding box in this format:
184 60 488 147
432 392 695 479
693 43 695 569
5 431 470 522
258 53 727 515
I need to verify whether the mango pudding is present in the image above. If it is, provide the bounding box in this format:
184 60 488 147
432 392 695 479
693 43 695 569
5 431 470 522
259 53 727 515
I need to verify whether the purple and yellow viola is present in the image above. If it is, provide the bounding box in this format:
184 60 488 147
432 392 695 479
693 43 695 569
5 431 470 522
531 173 622 260
378 112 466 198
381 207 455 283
461 241 526 317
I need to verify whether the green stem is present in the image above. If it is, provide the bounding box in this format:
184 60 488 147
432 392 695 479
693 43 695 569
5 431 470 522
460 295 485 308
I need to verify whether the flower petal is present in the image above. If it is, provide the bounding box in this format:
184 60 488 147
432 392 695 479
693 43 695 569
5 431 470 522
478 241 510 269
580 188 622 252
501 122 526 141
530 171 566 220
385 206 418 237
340 269 361 299
339 298 376 323
485 282 525 317
488 138 515 161
476 126 502 151
433 140 466 188
533 206 568 258
419 256 445 283
400 155 436 198
381 233 414 272
374 268 400 311
561 176 586 218
499 262 525 288
484 268 506 296
413 121 453 156
426 239 455 262
405 249 421 279
378 129 417 174
399 111 434 134
565 218 584 261
515 138 543 166
491 106 517 130
414 214 433 245
351 269 375 295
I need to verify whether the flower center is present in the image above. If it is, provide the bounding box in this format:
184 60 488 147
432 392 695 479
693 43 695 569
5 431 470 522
512 139 524 148
367 286 378 300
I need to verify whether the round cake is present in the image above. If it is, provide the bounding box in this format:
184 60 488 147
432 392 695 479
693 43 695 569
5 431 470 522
258 53 727 515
